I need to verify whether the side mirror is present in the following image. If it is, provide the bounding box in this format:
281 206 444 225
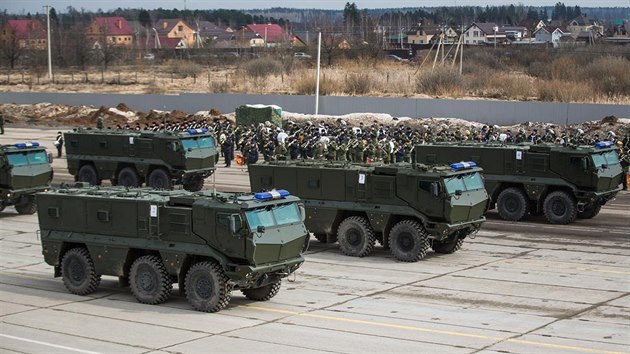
430 182 439 197
298 204 306 222
47 152 53 163
229 214 242 234
170 142 178 151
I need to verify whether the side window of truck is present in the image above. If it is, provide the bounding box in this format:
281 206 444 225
217 213 230 229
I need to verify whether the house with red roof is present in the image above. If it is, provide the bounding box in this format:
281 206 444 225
1 19 47 50
244 24 298 47
154 19 196 48
86 17 133 47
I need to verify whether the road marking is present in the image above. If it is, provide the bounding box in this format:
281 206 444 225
0 333 102 354
238 305 624 354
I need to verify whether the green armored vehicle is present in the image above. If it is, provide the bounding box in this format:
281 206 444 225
249 160 488 262
415 141 623 224
1 142 53 214
64 128 218 191
37 185 308 312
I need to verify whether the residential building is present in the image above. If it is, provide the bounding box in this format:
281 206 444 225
567 15 604 38
86 17 133 47
533 26 571 47
245 24 294 47
501 26 528 41
1 19 47 49
463 22 504 45
407 25 458 44
195 21 233 47
154 19 196 48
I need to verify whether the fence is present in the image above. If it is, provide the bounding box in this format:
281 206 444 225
0 68 232 92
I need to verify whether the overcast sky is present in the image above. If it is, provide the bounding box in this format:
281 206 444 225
3 0 628 14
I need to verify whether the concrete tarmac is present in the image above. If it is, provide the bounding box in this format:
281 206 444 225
1 127 629 353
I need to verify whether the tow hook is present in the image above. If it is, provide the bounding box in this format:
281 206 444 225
577 202 586 213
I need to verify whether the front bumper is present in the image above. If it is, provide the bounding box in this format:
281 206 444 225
226 255 305 288
425 216 486 241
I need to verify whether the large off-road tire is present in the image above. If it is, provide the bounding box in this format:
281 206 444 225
388 220 429 262
77 164 100 186
543 191 577 225
496 187 529 221
336 216 376 257
432 237 465 254
129 255 172 305
577 204 602 219
15 197 37 215
183 176 205 192
61 247 101 295
118 167 140 187
241 280 281 301
185 261 231 313
148 169 172 190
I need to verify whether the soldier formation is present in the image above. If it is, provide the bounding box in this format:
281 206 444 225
103 115 630 186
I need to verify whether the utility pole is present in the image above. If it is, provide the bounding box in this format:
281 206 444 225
44 5 52 80
315 32 321 115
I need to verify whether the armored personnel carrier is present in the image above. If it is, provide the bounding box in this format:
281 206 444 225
64 128 218 191
1 142 53 214
37 184 309 312
249 160 488 262
415 142 623 224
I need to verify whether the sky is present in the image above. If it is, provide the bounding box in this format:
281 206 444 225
3 0 628 14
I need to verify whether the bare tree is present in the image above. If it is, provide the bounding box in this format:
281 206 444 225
69 23 90 69
2 31 23 69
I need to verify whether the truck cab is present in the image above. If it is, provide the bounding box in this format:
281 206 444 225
0 142 53 214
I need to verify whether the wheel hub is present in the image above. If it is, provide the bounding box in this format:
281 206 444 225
552 200 566 216
137 266 156 292
69 259 85 284
195 276 213 299
505 197 518 212
397 233 414 251
347 229 362 246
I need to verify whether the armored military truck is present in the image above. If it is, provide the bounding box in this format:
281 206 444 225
37 184 309 313
64 128 218 191
1 142 53 214
249 160 488 262
415 142 623 224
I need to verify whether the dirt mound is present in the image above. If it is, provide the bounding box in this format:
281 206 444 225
116 102 130 112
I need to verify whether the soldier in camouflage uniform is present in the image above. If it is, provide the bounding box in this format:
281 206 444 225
275 141 288 160
326 140 338 161
354 140 365 163
313 140 326 160
403 141 413 163
337 139 348 161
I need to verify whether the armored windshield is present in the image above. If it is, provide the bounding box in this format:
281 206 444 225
444 172 485 194
591 151 619 168
6 151 48 167
181 136 215 150
244 202 302 230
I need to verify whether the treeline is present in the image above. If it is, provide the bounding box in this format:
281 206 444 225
1 6 289 30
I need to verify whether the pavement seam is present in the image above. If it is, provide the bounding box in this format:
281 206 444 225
0 322 152 352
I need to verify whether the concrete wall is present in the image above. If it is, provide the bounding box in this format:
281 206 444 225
1 92 628 125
